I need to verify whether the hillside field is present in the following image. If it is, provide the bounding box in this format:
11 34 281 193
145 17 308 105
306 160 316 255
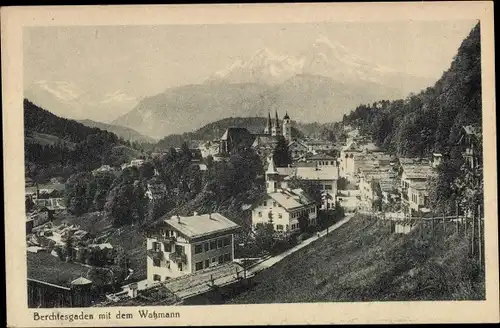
228 215 485 303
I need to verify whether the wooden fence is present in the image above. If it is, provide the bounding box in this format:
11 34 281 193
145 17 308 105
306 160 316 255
357 209 485 270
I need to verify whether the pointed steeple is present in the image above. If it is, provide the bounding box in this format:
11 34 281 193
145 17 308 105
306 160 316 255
266 156 278 193
284 111 290 120
266 156 278 175
274 109 280 129
265 111 272 135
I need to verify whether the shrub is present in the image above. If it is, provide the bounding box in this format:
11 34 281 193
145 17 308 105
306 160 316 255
297 232 312 243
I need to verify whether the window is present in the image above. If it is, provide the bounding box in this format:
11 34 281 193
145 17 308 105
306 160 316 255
210 240 217 250
286 224 289 231
177 262 183 271
217 239 223 248
325 185 333 190
223 253 231 262
278 213 282 219
204 242 209 252
204 259 209 268
276 224 284 230
258 211 262 217
153 258 161 267
223 237 231 247
195 262 203 271
153 274 161 281
218 255 224 264
211 257 216 263
152 241 161 252
194 244 203 254
273 201 277 207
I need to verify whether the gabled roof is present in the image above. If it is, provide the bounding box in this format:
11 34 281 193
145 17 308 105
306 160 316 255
164 213 240 240
288 140 309 149
268 188 315 210
220 128 255 149
252 135 279 148
410 180 430 190
71 277 93 285
401 162 436 180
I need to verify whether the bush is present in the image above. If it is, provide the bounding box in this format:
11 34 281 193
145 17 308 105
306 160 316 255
297 232 312 243
235 241 265 259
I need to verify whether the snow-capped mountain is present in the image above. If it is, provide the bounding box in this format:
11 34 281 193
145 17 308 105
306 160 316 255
208 35 434 94
208 48 306 85
115 36 437 138
25 80 138 123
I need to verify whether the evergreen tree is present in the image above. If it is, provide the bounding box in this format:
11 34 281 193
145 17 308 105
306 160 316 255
272 136 292 167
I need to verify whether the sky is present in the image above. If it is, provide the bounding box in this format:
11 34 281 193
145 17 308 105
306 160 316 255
24 20 478 114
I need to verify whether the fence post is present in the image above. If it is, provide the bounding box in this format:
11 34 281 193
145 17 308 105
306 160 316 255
478 204 482 270
471 212 475 256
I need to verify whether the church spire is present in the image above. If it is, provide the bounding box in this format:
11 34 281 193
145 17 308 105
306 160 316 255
274 109 280 130
265 111 272 135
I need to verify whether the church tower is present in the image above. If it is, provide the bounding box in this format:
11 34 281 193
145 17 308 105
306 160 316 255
265 156 279 193
264 111 272 135
282 112 292 143
271 110 280 136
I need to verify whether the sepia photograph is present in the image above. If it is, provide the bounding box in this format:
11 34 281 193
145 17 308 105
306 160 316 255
2 2 498 326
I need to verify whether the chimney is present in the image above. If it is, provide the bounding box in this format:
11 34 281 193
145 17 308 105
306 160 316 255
177 215 181 223
128 283 138 298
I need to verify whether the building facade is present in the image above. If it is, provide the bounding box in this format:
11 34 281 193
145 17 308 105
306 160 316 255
251 158 318 235
146 213 240 282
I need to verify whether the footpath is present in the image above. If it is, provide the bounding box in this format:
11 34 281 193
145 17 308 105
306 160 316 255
247 213 354 275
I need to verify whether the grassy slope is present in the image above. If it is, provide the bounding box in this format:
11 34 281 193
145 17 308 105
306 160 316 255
229 215 484 303
27 252 91 287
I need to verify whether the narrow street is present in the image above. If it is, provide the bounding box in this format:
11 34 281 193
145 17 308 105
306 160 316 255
247 213 354 275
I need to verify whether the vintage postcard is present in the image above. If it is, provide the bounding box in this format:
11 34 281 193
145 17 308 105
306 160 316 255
2 2 498 326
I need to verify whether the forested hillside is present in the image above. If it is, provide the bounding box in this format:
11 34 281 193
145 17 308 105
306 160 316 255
24 99 143 182
341 23 483 217
342 23 481 158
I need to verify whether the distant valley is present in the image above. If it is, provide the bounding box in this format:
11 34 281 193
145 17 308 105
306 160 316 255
77 119 156 144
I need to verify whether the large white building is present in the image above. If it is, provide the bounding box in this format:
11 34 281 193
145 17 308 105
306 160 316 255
251 158 317 235
146 213 240 282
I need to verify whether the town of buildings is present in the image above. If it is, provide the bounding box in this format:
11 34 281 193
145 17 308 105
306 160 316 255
24 112 483 307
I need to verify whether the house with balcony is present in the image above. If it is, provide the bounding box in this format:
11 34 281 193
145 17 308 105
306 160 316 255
399 158 436 216
145 212 240 282
251 158 318 235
